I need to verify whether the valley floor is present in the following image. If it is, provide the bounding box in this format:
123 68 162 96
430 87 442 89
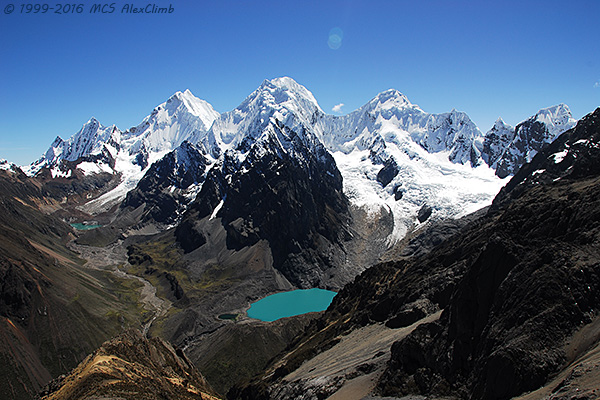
68 240 171 336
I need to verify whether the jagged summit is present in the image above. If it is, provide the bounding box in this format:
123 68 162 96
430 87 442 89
123 88 219 152
24 117 121 176
493 117 511 129
485 103 577 178
261 77 321 106
531 103 574 134
244 77 322 115
252 77 323 116
482 117 515 167
163 89 219 129
371 89 413 106
358 89 421 117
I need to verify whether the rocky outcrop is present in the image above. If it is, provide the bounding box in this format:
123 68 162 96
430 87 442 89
376 158 399 187
37 329 220 400
416 204 432 223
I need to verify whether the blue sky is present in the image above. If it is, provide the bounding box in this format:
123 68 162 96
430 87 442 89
1 0 598 165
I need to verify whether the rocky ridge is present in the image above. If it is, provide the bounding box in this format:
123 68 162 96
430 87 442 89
0 169 146 400
37 329 220 400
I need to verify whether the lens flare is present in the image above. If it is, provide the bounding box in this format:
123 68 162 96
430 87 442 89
328 27 344 50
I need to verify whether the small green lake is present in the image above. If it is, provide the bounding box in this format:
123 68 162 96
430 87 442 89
247 288 337 322
70 223 102 230
218 313 238 321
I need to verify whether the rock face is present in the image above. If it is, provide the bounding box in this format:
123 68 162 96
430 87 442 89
416 204 432 223
230 108 600 400
176 120 350 288
376 158 399 187
484 104 576 178
121 141 210 225
37 330 220 400
481 118 515 167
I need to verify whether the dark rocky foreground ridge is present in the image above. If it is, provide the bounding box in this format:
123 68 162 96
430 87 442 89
230 108 600 399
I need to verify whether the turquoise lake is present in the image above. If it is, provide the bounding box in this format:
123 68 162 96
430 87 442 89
70 223 102 230
247 288 337 322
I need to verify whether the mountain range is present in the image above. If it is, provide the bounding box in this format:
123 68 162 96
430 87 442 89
0 77 593 400
22 77 576 240
11 77 576 292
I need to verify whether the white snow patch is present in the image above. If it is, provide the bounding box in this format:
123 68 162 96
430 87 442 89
551 149 568 164
50 167 72 179
0 160 14 171
77 161 113 175
210 196 226 220
184 182 203 201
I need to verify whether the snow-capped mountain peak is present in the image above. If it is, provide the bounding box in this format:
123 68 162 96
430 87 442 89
364 89 420 113
317 89 483 167
261 77 321 107
493 117 511 130
203 77 323 158
124 89 219 144
249 77 323 116
117 89 219 172
163 89 219 130
66 118 120 162
531 103 574 137
24 117 121 176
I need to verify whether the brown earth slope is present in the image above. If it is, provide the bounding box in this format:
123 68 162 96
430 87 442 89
0 169 144 399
